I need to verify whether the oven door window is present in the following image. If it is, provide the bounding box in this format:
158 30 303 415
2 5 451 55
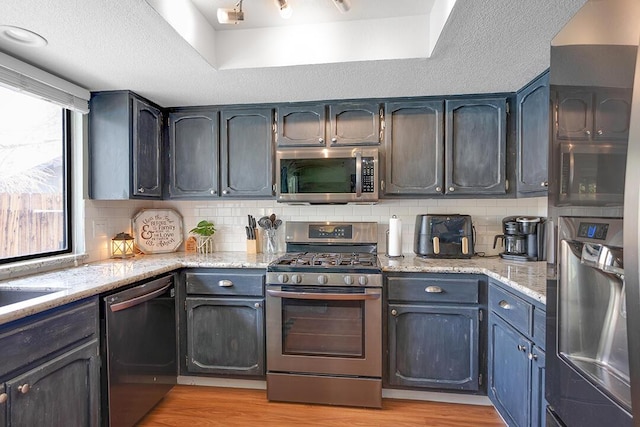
280 158 356 194
281 287 365 358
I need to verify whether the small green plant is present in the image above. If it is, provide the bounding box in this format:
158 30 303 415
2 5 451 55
189 220 216 236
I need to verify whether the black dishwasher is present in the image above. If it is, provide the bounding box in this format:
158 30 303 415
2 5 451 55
101 273 177 427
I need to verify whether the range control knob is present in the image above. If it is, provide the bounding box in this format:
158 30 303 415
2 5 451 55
358 276 368 286
291 274 302 284
277 274 289 284
317 275 328 285
343 275 354 285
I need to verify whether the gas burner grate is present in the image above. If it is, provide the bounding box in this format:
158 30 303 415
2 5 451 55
272 252 379 269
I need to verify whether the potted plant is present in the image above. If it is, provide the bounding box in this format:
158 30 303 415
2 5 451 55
189 220 216 253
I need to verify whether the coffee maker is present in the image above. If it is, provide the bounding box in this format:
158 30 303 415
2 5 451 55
493 216 547 261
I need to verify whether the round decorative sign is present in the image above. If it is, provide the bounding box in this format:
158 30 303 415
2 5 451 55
132 209 184 254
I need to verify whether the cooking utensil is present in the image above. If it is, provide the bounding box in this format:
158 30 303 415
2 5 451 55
258 216 272 229
273 219 282 229
270 213 276 224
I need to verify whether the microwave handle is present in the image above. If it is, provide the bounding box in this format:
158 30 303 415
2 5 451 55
355 151 362 197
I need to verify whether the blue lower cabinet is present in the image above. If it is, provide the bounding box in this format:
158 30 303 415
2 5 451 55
489 315 532 426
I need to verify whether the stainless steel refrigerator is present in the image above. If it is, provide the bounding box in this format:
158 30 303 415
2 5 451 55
546 0 640 426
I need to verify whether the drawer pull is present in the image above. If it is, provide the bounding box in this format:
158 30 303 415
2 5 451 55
0 393 7 403
391 309 398 316
498 300 511 310
218 280 234 287
425 286 443 293
517 344 527 352
18 384 30 394
528 352 538 361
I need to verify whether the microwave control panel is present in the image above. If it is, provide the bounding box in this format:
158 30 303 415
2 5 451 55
362 158 375 193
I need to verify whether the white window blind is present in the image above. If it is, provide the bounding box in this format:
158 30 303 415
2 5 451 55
0 51 90 113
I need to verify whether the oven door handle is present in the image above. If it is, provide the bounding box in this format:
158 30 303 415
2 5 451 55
267 289 380 301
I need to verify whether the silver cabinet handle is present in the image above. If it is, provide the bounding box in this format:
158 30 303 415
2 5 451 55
498 300 511 309
318 137 324 143
597 130 603 135
18 384 30 394
585 130 591 136
210 190 216 195
435 186 442 192
448 186 455 192
138 187 145 193
222 190 229 195
0 393 7 403
218 280 234 287
541 181 549 187
528 352 538 361
517 344 527 352
331 137 337 143
254 302 261 309
391 309 398 316
425 286 443 293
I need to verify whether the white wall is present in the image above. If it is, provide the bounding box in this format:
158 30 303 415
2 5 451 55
84 197 548 262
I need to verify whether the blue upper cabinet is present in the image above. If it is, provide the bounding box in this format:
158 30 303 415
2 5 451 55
516 71 550 196
445 97 508 195
167 109 219 199
329 102 382 146
276 104 326 147
89 91 163 200
220 108 274 198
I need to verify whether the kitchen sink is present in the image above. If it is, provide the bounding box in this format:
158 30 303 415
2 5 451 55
0 289 60 309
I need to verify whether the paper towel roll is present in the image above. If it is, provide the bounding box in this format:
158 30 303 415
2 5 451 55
388 215 402 257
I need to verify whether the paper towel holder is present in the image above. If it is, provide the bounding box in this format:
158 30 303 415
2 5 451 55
385 215 404 259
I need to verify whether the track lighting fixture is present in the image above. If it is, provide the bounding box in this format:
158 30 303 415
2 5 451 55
217 0 244 24
331 0 351 13
274 0 293 19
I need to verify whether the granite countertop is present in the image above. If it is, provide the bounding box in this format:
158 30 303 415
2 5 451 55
379 254 548 304
0 252 548 326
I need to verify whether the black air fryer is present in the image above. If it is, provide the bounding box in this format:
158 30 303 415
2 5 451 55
414 214 474 259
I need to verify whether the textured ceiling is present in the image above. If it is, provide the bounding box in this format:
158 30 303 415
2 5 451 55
0 0 587 108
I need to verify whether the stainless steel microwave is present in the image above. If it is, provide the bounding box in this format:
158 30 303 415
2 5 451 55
276 147 379 204
558 142 627 206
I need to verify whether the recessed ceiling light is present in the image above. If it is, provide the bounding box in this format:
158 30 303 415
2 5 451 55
0 25 48 47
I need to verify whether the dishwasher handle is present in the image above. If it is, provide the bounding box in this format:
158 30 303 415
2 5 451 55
108 276 173 312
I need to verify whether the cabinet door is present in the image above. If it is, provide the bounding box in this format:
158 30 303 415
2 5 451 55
276 104 326 147
220 108 274 197
555 90 593 140
593 88 632 141
383 101 444 195
7 340 100 427
387 304 480 391
132 97 163 198
531 346 546 427
445 98 507 195
329 102 381 146
517 72 550 195
488 315 531 427
168 110 219 198
186 297 265 376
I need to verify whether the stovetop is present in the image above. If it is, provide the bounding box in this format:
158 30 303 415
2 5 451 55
269 252 380 270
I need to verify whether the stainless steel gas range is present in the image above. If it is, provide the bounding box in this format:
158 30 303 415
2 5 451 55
265 221 382 408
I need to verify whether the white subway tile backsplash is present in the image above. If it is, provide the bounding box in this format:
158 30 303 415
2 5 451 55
84 197 548 262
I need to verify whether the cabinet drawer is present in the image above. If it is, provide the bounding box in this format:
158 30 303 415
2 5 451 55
185 271 264 297
489 284 532 334
532 307 546 348
0 298 98 377
387 277 479 304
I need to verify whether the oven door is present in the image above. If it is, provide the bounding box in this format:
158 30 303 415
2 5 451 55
266 285 382 377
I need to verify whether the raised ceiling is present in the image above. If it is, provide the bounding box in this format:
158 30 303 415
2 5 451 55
0 0 586 107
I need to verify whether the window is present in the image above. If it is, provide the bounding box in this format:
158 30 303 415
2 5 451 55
0 85 71 263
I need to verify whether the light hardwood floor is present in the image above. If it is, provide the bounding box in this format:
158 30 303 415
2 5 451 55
138 386 505 426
